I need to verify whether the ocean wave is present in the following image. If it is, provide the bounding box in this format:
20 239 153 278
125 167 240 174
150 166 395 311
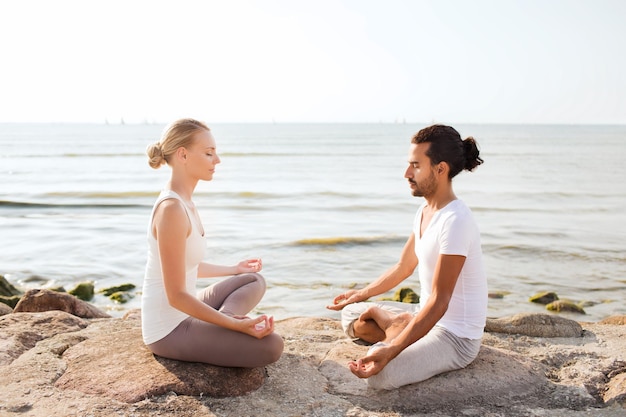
220 152 294 157
62 153 141 158
290 235 405 247
201 190 368 200
45 191 158 198
9 153 143 158
0 199 147 209
484 243 625 263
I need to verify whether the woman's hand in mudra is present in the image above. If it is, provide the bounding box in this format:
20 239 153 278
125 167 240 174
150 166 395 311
236 258 263 274
232 314 275 339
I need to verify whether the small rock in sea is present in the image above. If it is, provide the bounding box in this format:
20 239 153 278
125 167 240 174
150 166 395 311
546 300 586 314
22 274 49 285
68 282 95 301
393 287 419 303
0 275 22 297
109 291 133 304
48 286 67 293
529 291 559 305
488 291 508 299
0 295 21 309
99 283 136 297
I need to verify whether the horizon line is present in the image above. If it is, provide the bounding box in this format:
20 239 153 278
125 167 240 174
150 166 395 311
1 120 626 127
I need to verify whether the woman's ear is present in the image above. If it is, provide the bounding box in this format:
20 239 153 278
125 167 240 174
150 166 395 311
175 146 187 162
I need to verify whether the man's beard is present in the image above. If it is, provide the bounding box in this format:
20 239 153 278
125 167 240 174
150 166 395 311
411 171 437 198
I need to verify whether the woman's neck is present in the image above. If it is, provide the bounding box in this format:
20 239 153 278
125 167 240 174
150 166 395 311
167 177 197 203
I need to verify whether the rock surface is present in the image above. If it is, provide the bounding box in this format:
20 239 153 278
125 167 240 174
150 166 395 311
54 311 266 402
0 309 624 417
485 312 583 337
13 289 111 319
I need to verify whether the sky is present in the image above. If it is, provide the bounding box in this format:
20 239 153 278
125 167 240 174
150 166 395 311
1 0 625 124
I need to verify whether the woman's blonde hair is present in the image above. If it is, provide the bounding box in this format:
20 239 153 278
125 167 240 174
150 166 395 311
146 118 210 169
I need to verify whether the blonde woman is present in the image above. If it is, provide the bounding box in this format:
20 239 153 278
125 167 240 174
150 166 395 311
141 118 283 367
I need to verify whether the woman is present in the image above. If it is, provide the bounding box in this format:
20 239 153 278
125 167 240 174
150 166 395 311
141 118 283 367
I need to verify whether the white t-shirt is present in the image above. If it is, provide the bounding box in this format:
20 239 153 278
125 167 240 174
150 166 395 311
414 199 487 339
141 190 206 345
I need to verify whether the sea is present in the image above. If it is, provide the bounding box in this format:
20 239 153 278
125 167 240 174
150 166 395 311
1 123 625 322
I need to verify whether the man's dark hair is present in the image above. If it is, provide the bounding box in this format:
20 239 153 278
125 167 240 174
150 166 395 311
411 124 483 179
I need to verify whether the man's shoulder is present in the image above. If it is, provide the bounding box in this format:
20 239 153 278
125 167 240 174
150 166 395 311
443 199 472 217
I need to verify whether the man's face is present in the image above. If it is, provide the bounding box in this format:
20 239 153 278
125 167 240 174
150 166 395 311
404 143 437 198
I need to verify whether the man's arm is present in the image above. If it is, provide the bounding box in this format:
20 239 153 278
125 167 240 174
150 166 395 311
327 233 418 310
349 253 466 377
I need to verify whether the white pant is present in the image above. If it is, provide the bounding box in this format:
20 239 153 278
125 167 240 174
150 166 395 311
341 301 482 389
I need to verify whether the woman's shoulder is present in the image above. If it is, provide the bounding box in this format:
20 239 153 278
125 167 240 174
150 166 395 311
157 189 183 201
153 193 187 221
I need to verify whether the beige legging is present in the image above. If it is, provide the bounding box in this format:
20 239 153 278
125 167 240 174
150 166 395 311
147 273 284 368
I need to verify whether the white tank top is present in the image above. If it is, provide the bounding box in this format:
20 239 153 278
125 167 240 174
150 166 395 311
141 190 206 345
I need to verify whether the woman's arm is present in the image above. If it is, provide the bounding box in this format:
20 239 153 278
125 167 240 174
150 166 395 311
197 258 262 278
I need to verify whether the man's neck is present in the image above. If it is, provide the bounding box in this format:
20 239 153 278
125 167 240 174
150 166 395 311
424 187 457 211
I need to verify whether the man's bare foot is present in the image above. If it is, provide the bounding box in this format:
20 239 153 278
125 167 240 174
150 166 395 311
352 306 396 344
358 306 396 330
356 307 413 343
382 312 412 342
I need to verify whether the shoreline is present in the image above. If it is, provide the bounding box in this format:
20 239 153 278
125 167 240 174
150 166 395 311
4 275 623 326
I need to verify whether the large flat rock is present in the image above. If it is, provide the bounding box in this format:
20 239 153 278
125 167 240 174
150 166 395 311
0 311 624 416
54 320 266 402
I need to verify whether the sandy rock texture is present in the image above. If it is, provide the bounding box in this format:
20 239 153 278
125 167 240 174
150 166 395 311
0 308 625 417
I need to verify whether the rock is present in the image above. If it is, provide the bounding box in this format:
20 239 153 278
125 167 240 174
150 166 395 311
0 311 625 416
68 281 95 301
486 312 583 337
320 335 549 413
13 288 111 318
0 311 88 365
546 300 586 314
605 372 626 405
0 302 13 316
393 287 419 303
380 287 419 303
54 315 265 402
0 275 21 297
488 291 507 299
600 315 626 325
0 295 20 309
529 291 559 304
109 291 133 304
99 283 136 296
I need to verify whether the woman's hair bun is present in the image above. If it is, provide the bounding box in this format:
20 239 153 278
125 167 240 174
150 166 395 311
146 142 166 169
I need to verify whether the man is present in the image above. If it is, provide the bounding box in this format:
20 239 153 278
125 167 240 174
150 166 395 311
327 124 487 389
